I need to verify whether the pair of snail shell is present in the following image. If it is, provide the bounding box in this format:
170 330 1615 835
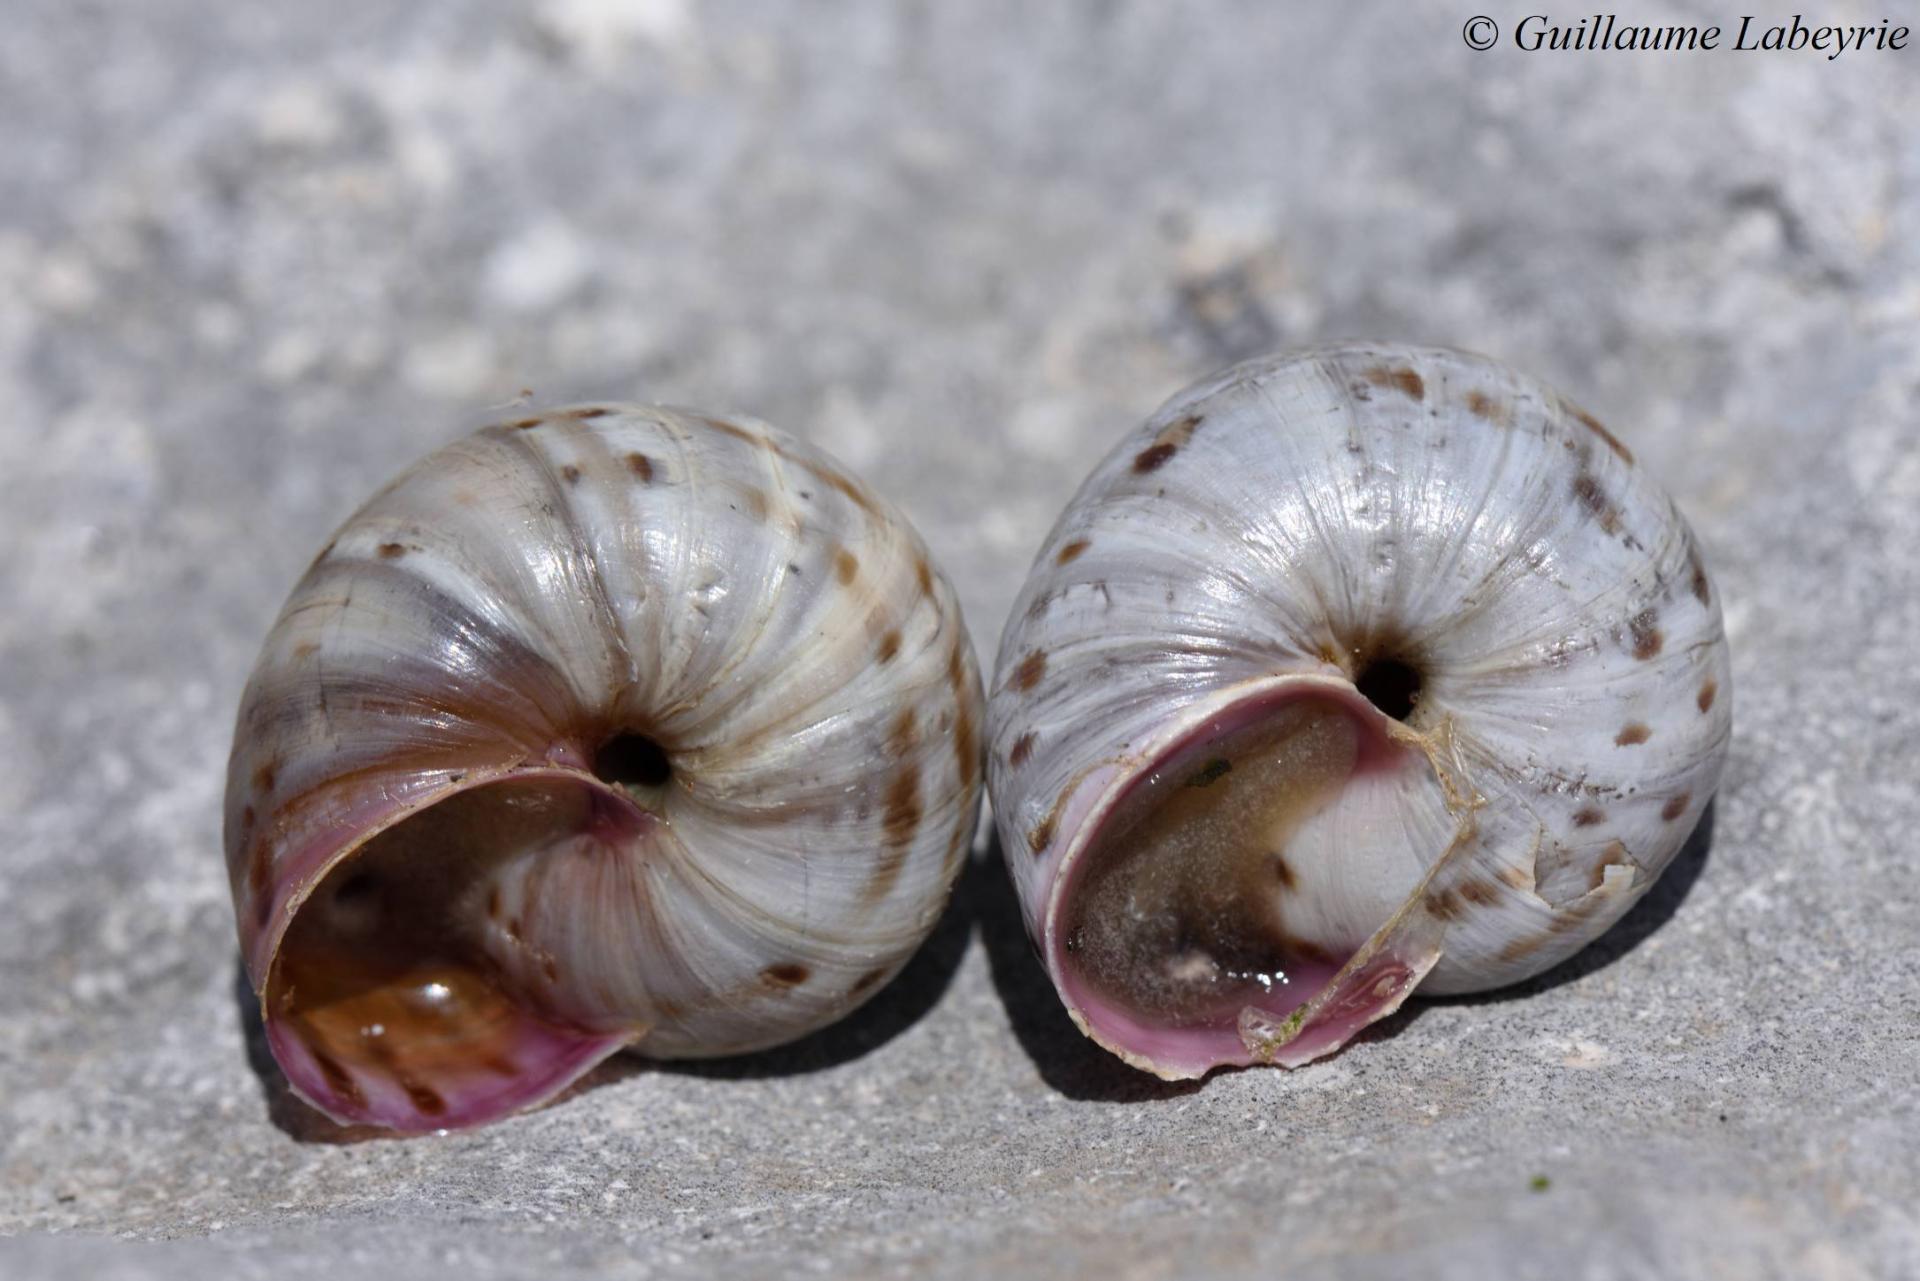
225 344 1731 1131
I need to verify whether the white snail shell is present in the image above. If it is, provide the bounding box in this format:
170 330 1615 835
225 405 984 1132
987 344 1732 1078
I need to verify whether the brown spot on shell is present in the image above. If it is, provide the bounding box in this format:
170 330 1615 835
402 1080 447 1116
625 452 654 482
1009 731 1036 768
1012 649 1047 692
761 963 810 988
507 417 543 431
292 641 319 660
1499 865 1532 890
311 1050 365 1108
1425 887 1464 921
1273 854 1298 891
835 549 859 585
1698 678 1718 713
915 555 934 598
377 542 407 560
1661 792 1691 822
1570 404 1634 464
1465 390 1510 425
876 629 902 664
1573 474 1622 534
1572 806 1606 828
480 1055 519 1078
850 967 890 996
1686 536 1711 605
1027 814 1056 855
541 955 559 983
1629 610 1664 660
487 887 502 919
1460 880 1501 906
253 762 278 793
568 407 612 420
1056 538 1091 565
1133 442 1177 473
1615 722 1652 746
560 465 582 486
743 487 771 521
1132 412 1204 474
1364 364 1426 401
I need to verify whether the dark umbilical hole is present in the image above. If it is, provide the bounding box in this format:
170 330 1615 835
595 732 672 788
1355 656 1423 722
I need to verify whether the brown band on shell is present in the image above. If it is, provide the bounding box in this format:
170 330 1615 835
1498 933 1550 964
948 645 980 792
864 710 923 904
1570 404 1634 464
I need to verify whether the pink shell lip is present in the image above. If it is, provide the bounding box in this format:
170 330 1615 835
246 762 645 1135
1039 674 1436 1079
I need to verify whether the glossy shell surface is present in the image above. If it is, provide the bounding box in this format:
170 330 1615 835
987 344 1732 1077
225 405 984 1131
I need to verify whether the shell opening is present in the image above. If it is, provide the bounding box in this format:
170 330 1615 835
263 776 640 1132
594 731 672 790
1054 692 1409 1068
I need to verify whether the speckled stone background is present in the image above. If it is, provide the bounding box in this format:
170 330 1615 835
3 2 1917 1277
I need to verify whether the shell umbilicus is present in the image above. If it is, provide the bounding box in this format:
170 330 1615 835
225 406 983 1132
987 344 1731 1077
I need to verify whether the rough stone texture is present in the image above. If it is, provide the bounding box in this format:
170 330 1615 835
2 2 1917 1277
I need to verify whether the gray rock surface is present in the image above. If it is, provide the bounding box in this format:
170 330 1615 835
3 2 1917 1277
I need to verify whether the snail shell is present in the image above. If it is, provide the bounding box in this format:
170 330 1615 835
987 344 1732 1077
225 405 984 1132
